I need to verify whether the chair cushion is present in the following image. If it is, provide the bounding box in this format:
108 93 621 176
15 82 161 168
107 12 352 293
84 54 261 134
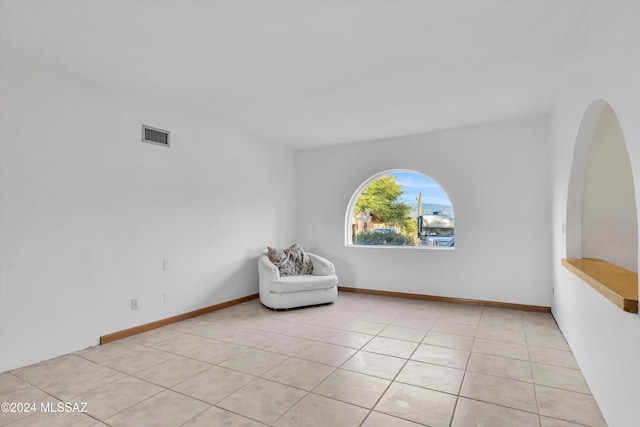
270 274 337 294
267 243 314 276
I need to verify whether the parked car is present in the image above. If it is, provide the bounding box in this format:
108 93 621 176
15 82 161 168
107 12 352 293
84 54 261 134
426 235 454 247
371 228 397 234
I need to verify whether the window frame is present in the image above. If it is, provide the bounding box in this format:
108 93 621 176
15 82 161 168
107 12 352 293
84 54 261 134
345 169 455 250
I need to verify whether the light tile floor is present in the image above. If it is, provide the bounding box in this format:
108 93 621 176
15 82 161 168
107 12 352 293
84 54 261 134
0 292 607 426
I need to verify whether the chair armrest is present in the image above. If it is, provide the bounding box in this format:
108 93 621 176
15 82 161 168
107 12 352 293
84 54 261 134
259 255 280 280
308 253 336 276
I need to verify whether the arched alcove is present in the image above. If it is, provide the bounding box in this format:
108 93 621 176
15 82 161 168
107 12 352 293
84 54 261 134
566 100 609 259
564 101 638 312
567 102 638 271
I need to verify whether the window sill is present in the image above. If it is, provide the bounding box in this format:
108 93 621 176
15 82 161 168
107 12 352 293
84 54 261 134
561 258 638 313
346 244 454 250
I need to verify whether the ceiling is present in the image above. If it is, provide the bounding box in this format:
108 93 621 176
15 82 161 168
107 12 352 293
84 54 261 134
1 0 592 149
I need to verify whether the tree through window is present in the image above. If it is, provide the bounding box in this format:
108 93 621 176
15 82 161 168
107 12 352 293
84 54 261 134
348 171 454 248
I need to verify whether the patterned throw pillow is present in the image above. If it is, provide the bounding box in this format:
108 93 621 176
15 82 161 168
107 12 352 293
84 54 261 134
267 243 314 277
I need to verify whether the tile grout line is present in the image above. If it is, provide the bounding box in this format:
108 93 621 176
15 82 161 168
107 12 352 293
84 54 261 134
5 296 600 427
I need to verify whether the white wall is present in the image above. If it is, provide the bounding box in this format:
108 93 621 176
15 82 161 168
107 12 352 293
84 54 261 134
0 55 297 372
550 2 640 426
297 116 551 307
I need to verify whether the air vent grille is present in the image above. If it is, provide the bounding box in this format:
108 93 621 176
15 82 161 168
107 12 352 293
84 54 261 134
142 125 170 147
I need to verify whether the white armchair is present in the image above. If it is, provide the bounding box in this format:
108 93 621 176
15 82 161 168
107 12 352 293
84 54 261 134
258 252 338 309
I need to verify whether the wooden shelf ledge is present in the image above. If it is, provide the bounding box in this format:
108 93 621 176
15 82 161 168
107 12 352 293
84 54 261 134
561 258 638 313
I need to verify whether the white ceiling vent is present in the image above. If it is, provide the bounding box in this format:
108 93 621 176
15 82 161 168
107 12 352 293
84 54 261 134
142 125 170 147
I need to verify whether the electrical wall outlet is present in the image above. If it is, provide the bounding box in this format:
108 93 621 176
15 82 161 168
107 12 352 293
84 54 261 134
163 293 169 304
163 259 170 271
131 298 138 310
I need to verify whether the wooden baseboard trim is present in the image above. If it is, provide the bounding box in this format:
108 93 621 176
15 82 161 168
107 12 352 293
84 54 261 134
338 286 550 313
100 293 259 344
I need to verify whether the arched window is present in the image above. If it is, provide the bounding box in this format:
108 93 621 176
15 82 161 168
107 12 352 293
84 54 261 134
346 170 454 248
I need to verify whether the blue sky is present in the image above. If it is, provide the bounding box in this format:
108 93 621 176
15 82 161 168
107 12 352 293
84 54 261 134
387 171 452 213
